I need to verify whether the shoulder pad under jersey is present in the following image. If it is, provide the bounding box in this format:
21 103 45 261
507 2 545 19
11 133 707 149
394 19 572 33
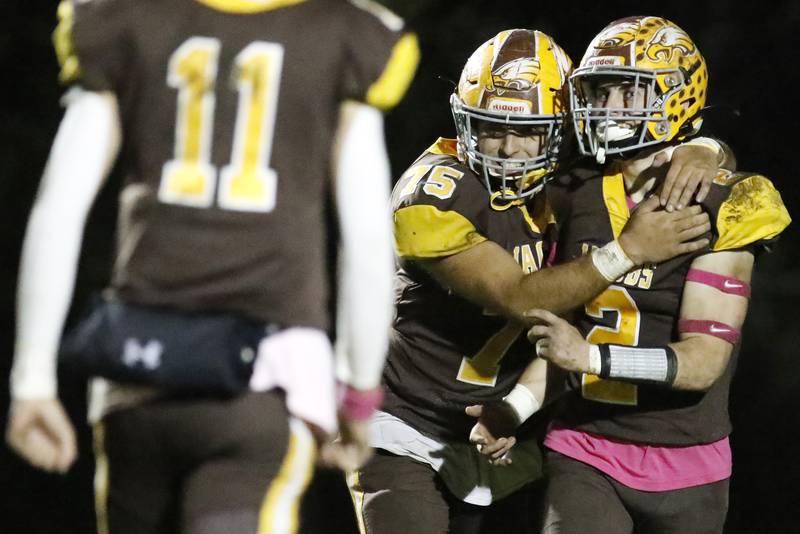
392 138 490 259
701 172 791 252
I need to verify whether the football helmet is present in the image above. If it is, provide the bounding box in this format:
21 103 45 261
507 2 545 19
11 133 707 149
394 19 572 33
451 29 572 199
570 16 708 163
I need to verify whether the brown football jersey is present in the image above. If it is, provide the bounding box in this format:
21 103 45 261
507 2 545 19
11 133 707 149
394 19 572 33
384 138 557 440
54 0 419 329
548 165 791 445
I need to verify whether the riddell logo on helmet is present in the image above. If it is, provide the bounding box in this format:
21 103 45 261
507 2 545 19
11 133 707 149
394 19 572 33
585 56 624 67
488 99 531 114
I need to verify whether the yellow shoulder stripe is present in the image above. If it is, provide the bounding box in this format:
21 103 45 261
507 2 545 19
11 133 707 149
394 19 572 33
194 0 307 14
366 32 420 110
426 138 458 156
53 0 81 84
518 195 556 234
601 171 630 239
394 205 486 259
714 175 791 251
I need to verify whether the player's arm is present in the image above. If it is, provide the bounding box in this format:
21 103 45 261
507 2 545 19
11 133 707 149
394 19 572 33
668 251 751 390
319 100 393 470
466 356 548 464
7 89 121 472
421 195 711 323
526 251 752 391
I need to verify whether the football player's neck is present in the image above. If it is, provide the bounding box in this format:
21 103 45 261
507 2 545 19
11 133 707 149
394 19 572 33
619 151 660 203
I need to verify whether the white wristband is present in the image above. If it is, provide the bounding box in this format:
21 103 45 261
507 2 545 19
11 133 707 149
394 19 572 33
502 384 541 425
591 240 635 282
587 344 602 375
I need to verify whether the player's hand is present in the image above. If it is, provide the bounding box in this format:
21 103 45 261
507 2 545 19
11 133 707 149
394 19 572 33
6 398 77 473
465 404 517 466
618 195 711 265
655 144 718 212
525 309 591 374
318 416 373 472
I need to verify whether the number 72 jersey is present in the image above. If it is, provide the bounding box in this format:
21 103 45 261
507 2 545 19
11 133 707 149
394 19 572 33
55 0 418 329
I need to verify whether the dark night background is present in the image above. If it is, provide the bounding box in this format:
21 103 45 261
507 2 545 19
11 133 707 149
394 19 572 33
1 1 797 533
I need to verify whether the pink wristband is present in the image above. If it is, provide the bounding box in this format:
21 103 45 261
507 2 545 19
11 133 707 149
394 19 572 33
339 384 384 421
686 268 751 298
678 319 741 345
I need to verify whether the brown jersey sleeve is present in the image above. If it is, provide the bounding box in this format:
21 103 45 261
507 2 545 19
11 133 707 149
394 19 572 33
339 1 419 110
53 0 133 91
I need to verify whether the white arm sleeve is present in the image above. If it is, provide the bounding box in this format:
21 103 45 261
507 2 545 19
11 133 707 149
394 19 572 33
331 101 394 391
11 89 121 399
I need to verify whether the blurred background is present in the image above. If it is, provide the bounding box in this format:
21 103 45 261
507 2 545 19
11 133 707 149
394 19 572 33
1 1 797 532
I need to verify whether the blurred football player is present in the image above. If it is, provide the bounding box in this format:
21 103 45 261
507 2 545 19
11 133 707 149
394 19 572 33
488 16 790 533
347 28 724 534
5 1 418 533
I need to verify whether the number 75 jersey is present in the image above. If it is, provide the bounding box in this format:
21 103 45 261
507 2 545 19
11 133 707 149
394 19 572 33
383 139 557 440
54 0 418 329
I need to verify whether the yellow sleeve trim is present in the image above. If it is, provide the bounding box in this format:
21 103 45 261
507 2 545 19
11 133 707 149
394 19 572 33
714 175 792 251
394 205 486 259
194 0 307 14
53 0 81 84
366 32 420 111
518 197 556 235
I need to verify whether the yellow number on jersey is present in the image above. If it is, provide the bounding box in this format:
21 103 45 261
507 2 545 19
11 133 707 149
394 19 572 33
581 285 640 405
159 37 220 208
397 164 433 198
457 321 524 387
219 43 283 212
160 38 283 212
397 165 463 200
423 166 462 199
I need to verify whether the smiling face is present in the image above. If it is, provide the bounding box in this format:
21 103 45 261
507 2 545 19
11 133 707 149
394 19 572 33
476 122 547 162
450 29 573 199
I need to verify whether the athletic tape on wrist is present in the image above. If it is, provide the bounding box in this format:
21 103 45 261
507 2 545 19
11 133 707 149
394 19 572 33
502 384 541 425
686 268 750 297
678 319 741 345
339 384 384 421
591 240 635 282
587 344 602 375
598 344 678 385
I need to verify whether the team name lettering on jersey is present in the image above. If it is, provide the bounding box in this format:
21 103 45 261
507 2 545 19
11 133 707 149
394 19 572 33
513 242 545 273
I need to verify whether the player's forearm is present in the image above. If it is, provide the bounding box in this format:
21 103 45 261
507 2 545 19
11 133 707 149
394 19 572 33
506 254 610 321
514 357 547 404
11 90 119 399
669 337 732 391
333 101 392 391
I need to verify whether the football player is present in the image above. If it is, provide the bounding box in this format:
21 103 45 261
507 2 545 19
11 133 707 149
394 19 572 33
347 28 726 534
6 1 418 533
485 16 790 533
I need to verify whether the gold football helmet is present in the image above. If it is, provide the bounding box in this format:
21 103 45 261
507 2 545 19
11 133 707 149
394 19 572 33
570 16 708 163
451 29 572 199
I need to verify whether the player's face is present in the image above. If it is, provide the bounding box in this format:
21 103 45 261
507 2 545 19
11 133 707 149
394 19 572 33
587 78 649 127
476 122 546 161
